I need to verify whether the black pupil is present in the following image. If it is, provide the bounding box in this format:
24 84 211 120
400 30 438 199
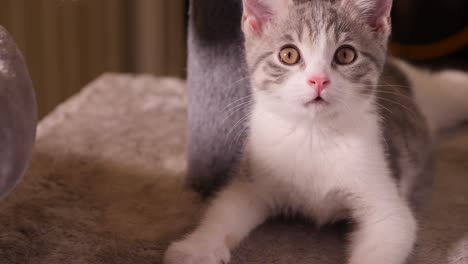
341 49 352 61
281 48 298 64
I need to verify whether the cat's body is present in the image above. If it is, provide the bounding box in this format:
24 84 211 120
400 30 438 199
246 58 431 213
166 1 468 263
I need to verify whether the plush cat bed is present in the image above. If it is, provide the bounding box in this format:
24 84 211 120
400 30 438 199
0 74 467 264
0 26 37 199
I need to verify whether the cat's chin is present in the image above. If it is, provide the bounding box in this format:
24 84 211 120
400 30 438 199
259 98 336 122
302 97 333 116
301 100 343 121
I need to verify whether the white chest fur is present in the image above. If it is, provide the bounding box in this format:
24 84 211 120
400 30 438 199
247 104 392 223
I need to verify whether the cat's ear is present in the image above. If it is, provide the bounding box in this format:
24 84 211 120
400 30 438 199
342 0 393 38
242 0 291 36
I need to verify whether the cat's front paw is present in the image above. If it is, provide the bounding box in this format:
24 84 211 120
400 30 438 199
164 239 231 264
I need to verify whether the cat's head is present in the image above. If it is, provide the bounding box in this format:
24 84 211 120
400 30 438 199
242 0 392 121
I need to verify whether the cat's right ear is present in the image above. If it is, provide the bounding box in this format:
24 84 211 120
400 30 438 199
242 0 290 36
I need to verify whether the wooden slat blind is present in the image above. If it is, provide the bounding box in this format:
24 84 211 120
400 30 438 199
133 0 187 76
0 0 128 117
0 0 186 118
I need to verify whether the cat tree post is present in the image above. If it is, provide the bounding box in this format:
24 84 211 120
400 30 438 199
0 26 37 199
187 0 249 195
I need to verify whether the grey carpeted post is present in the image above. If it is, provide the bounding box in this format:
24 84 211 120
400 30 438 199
0 26 37 199
187 0 249 195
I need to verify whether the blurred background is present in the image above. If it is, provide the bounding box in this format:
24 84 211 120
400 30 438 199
0 0 188 118
0 0 466 118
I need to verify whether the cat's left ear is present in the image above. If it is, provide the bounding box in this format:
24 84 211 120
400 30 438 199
242 0 291 37
343 0 393 39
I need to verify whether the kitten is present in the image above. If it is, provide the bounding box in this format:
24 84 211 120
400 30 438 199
165 0 468 263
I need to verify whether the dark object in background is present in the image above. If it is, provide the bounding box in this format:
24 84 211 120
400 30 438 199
187 0 468 196
391 0 468 69
0 26 37 199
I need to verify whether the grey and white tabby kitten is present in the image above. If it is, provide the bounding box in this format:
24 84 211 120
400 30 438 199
167 0 468 263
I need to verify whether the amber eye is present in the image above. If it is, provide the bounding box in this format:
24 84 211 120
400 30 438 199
279 45 301 65
335 45 357 65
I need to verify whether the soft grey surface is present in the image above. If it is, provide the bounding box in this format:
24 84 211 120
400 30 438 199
0 75 467 264
0 26 37 198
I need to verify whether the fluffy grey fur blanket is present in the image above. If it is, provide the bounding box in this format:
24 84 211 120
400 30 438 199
0 75 467 263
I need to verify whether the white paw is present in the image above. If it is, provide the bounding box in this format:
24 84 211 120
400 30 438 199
164 238 231 264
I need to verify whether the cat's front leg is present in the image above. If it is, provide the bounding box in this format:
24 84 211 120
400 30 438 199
164 179 269 264
348 192 417 264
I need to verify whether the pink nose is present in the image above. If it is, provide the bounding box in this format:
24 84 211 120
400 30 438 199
308 76 330 96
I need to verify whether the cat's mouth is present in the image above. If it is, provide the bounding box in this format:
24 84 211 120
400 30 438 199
304 96 328 107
